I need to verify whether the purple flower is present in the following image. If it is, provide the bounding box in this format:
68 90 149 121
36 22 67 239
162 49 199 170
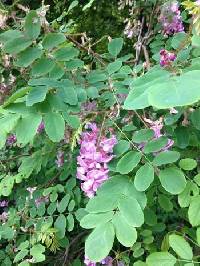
160 49 176 67
37 121 45 134
84 256 96 266
0 200 8 207
6 134 17 146
196 0 200 6
55 150 64 168
143 117 174 152
159 1 184 36
84 255 115 266
35 195 49 208
81 101 97 112
101 256 113 265
0 211 8 223
77 123 117 198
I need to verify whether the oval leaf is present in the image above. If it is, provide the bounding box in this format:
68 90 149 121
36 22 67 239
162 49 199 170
159 167 186 195
85 222 115 262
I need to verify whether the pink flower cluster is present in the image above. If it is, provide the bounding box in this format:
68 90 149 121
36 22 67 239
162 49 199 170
144 117 174 152
6 134 17 146
77 123 117 198
159 1 184 35
160 49 176 67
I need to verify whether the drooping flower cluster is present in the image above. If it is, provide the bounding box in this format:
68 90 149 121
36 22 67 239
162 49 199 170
160 49 176 67
6 134 17 146
77 123 117 198
144 117 174 152
159 1 184 36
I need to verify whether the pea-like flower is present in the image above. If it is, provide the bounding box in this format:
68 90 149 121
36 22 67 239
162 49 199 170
77 123 117 198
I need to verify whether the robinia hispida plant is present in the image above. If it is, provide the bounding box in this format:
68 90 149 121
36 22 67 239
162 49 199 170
1 1 200 265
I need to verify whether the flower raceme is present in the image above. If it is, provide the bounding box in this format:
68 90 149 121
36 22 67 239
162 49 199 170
160 49 176 67
76 123 117 198
144 117 174 152
159 1 184 36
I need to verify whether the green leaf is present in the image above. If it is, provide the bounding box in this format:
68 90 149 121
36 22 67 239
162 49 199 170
63 113 80 129
82 0 95 10
144 137 168 153
67 213 74 232
116 151 142 174
42 33 66 50
0 131 6 149
58 85 78 105
65 59 84 69
196 227 200 245
68 0 79 12
123 68 170 110
153 151 180 166
178 181 199 208
134 163 154 191
4 37 32 55
108 38 123 57
192 35 200 47
86 194 119 213
148 71 200 109
179 158 197 171
169 234 193 260
26 86 49 106
107 60 122 75
80 211 114 229
158 195 173 212
0 113 20 133
54 214 66 239
57 194 70 213
98 175 147 210
87 87 99 99
171 32 188 49
113 140 130 157
118 197 144 227
159 167 186 195
15 47 43 67
30 244 45 263
188 195 200 226
194 173 200 186
3 87 31 108
0 30 23 43
54 47 79 61
85 222 115 262
14 250 29 263
25 11 41 40
191 108 200 130
49 63 65 79
112 212 137 247
134 261 147 266
146 252 176 266
132 129 154 144
31 58 55 76
16 113 42 144
44 112 65 142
